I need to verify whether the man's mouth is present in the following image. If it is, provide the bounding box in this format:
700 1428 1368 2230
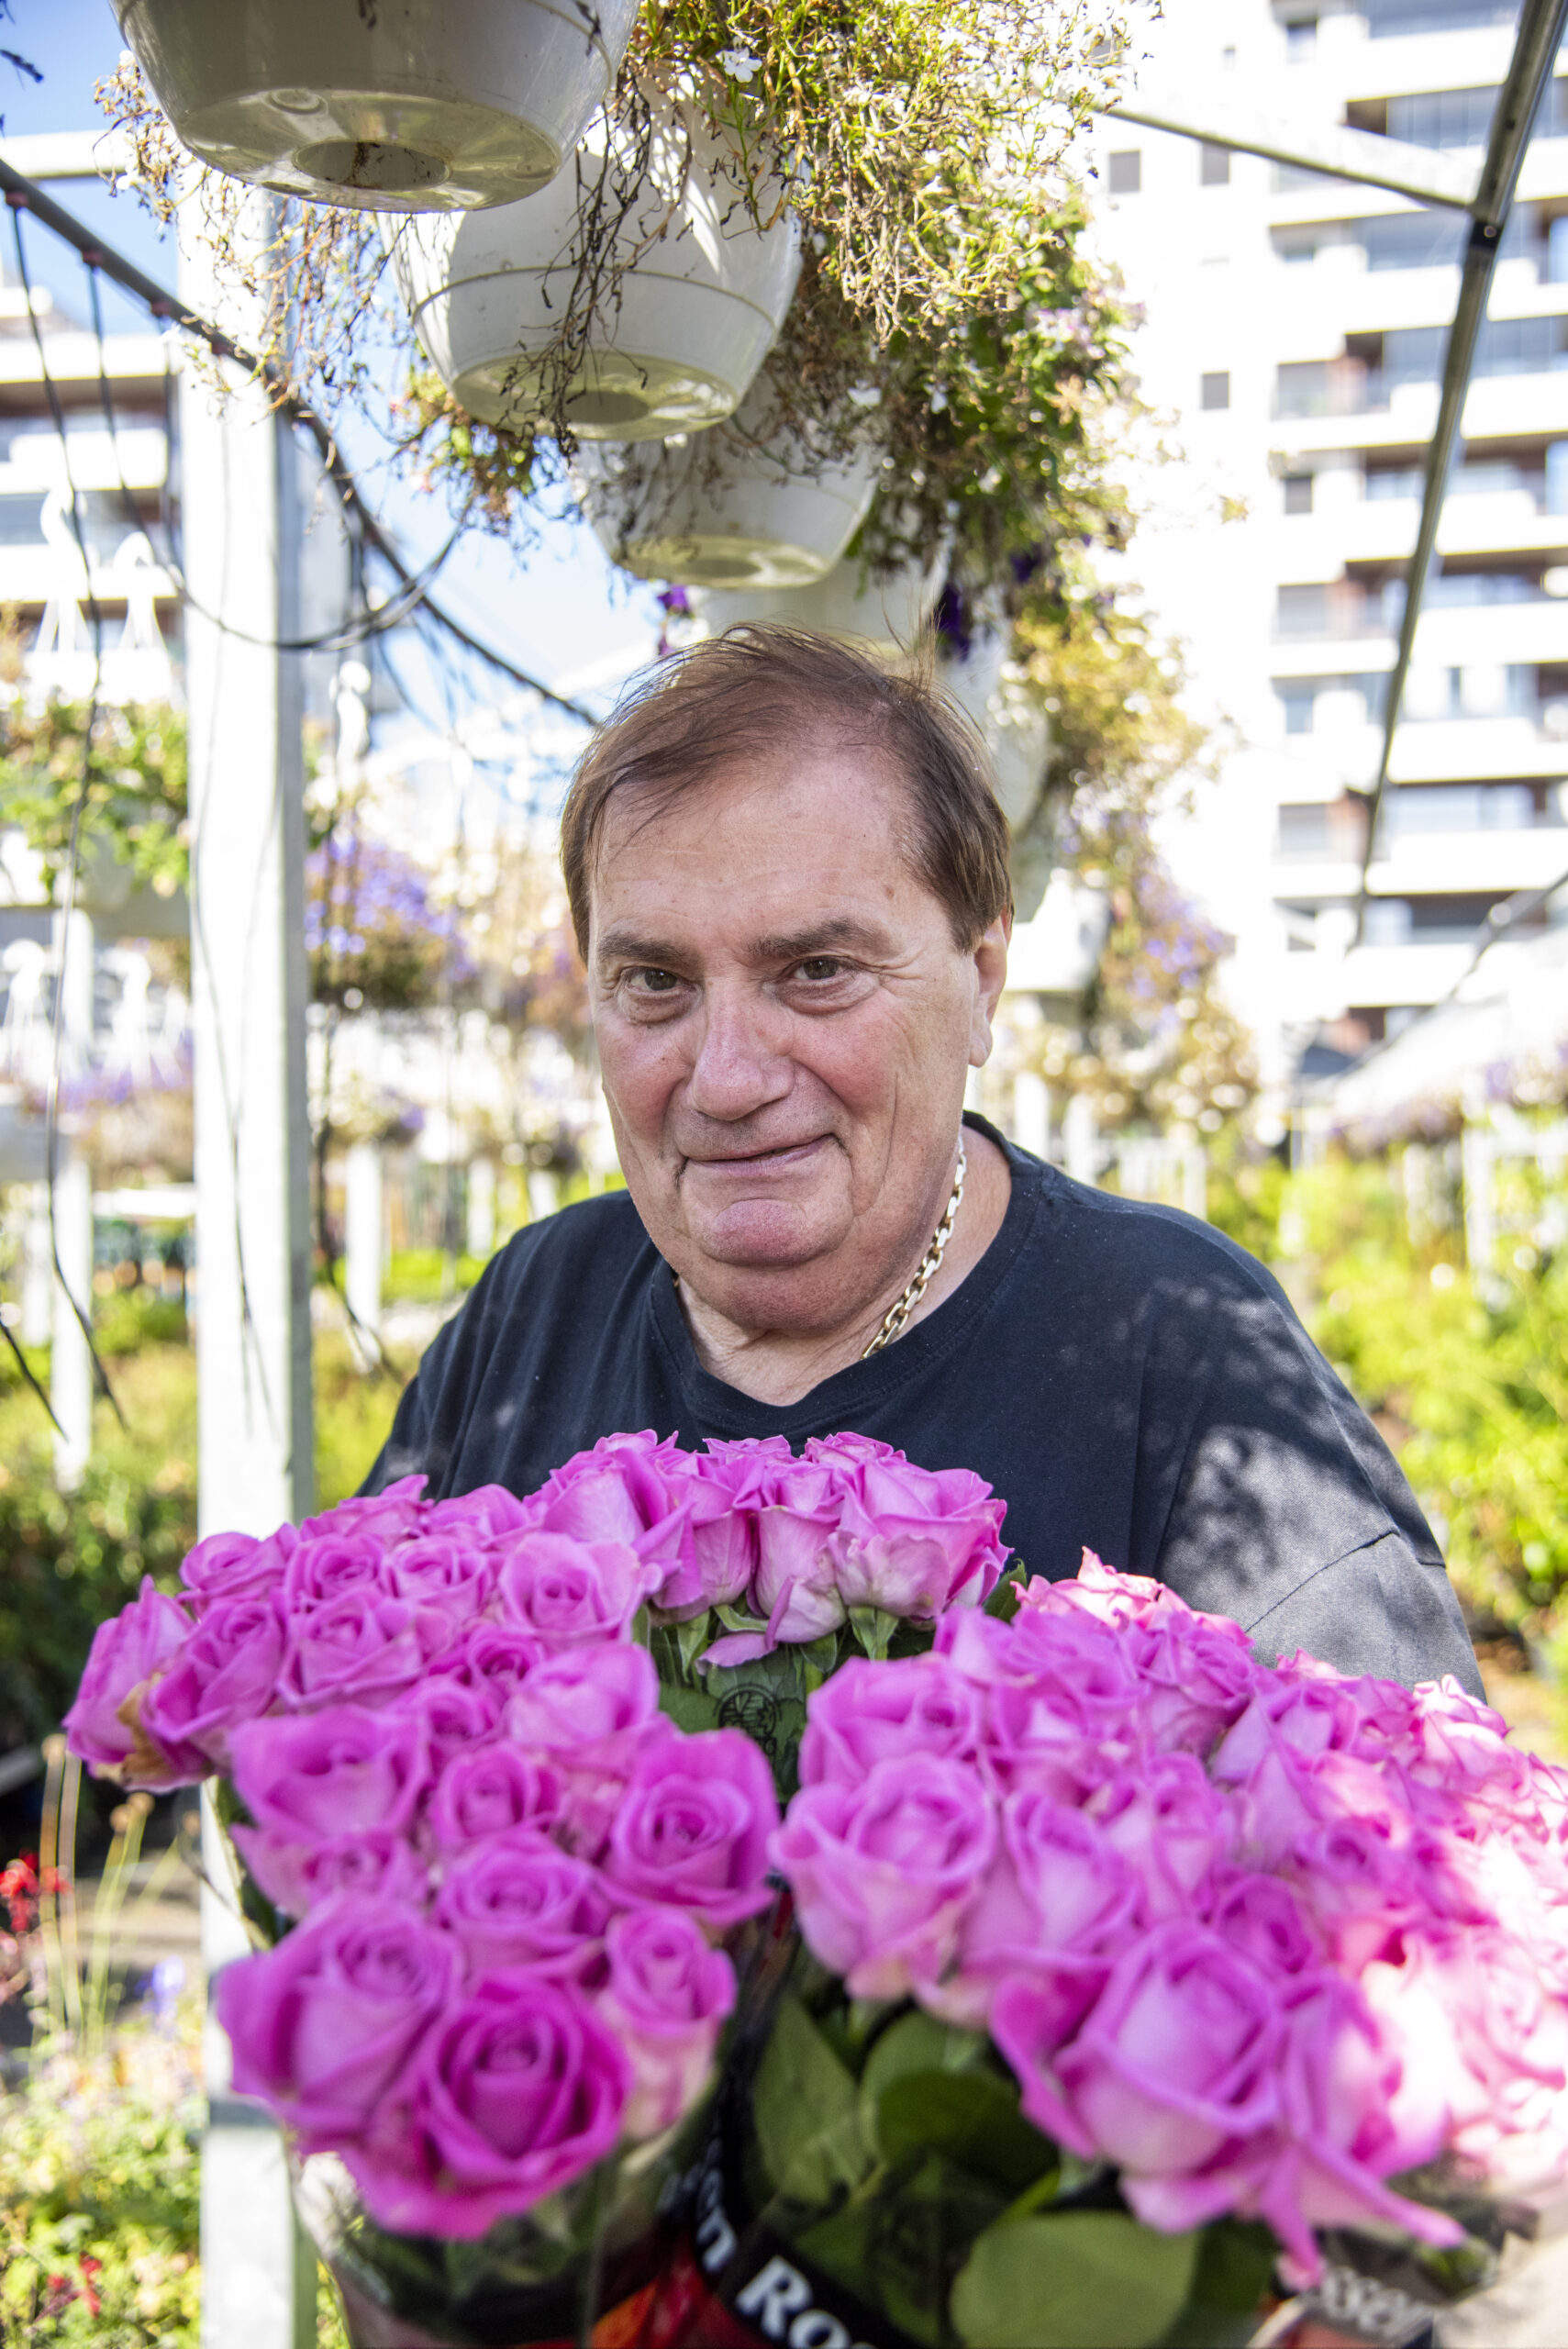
683 1136 830 1175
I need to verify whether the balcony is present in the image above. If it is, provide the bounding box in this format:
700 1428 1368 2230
1273 372 1568 458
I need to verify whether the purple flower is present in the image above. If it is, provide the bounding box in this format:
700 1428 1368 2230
229 1704 429 1841
771 1753 996 2001
438 1623 550 1706
596 1906 736 2138
231 1826 431 1920
402 1676 503 1766
798 1654 983 1788
828 1452 1008 1620
346 1971 630 2237
377 1534 494 1624
139 1592 285 1771
426 1745 566 1854
217 1897 460 2138
427 1483 530 1539
277 1592 433 1711
434 1830 610 1974
283 1534 386 1614
603 1729 779 1929
179 1526 295 1610
493 1532 661 1652
942 1794 1138 2029
63 1578 196 1784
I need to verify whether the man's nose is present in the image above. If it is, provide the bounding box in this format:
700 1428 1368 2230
683 985 794 1123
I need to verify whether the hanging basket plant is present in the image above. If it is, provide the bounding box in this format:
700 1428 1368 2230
574 376 879 586
110 0 643 211
387 99 800 440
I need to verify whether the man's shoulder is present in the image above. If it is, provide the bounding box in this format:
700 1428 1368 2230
476 1187 655 1310
1020 1153 1291 1312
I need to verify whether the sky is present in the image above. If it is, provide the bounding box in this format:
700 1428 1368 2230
0 0 665 729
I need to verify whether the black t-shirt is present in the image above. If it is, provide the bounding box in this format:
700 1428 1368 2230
365 1116 1482 1695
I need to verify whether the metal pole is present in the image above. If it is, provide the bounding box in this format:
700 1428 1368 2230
180 194 314 2349
1351 0 1568 937
50 907 93 1486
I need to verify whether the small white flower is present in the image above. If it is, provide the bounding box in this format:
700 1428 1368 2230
717 47 762 83
846 384 882 410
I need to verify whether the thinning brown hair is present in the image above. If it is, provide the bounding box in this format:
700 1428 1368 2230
560 624 1013 957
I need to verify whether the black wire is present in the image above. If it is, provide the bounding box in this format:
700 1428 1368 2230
0 1316 66 1438
9 200 127 1434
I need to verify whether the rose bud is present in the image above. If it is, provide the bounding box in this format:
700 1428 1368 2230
597 1905 737 2138
63 1578 196 1783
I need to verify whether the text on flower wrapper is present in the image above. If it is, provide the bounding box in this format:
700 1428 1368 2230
734 2259 874 2349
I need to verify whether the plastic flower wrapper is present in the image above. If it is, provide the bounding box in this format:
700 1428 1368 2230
61 1475 783 2348
636 1559 1568 2349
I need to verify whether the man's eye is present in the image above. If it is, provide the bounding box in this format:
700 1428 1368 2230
630 967 681 992
796 958 845 982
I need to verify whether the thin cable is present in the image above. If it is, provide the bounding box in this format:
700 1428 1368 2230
1 1315 66 1438
10 201 126 1431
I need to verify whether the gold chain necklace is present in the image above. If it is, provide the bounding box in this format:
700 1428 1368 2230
862 1142 967 1358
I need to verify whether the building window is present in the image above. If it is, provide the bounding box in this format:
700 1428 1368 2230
1278 685 1316 733
1284 473 1314 515
1107 150 1141 195
1201 142 1231 185
1275 584 1330 638
1284 17 1318 60
1278 805 1331 855
1201 370 1230 411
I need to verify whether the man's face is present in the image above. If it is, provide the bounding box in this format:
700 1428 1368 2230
587 736 1008 1334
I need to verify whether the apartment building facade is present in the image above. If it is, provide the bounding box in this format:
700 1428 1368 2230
1082 0 1568 1101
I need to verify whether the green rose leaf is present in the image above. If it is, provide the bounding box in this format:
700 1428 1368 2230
952 2211 1200 2349
753 1996 871 2207
1158 2218 1279 2346
875 2069 1057 2196
656 1682 719 1735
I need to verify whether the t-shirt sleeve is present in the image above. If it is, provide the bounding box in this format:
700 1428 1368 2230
1137 1245 1483 1696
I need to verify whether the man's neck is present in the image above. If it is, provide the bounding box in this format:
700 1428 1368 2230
673 1127 1013 1406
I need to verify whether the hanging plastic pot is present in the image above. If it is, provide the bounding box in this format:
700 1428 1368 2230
936 603 1050 829
112 0 640 212
576 388 879 588
697 540 948 651
390 111 800 440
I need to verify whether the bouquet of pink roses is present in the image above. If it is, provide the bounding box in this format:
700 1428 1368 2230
637 1557 1568 2349
61 1434 1006 2343
63 1471 784 2344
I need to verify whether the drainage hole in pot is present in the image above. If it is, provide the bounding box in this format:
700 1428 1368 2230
296 139 449 192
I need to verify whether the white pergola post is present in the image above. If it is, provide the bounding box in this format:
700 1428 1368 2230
181 201 315 2349
1011 1072 1051 1162
21 1182 52 1348
50 906 94 1486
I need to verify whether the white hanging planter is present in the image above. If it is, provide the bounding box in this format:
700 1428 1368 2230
390 112 800 439
937 607 1050 829
576 389 879 588
697 543 947 652
112 0 640 211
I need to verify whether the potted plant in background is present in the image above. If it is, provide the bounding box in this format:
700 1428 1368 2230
388 99 799 440
111 0 643 210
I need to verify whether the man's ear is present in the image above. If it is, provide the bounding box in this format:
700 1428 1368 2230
969 913 1011 1067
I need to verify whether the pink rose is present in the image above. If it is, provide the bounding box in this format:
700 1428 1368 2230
798 1654 983 1788
297 1475 428 1545
941 1793 1137 2029
751 1464 848 1646
439 1623 550 1705
427 1745 566 1854
230 1825 431 1920
283 1534 387 1613
493 1532 660 1651
277 1592 433 1710
217 1895 460 2138
1018 1550 1190 1632
973 1611 1144 1800
1132 1972 1462 2280
828 1453 1007 1620
427 1483 529 1538
229 1703 429 1840
802 1432 900 1471
603 1729 779 1928
646 1450 760 1621
1124 1611 1259 1754
771 1753 996 2000
434 1830 609 1975
596 1906 736 2138
995 1923 1282 2175
1086 1754 1234 1921
377 1534 494 1624
504 1643 662 1857
63 1577 195 1782
139 1592 285 1771
1287 1819 1415 1972
1210 1871 1321 1979
403 1677 502 1767
526 1431 684 1548
179 1524 295 1609
347 1971 630 2238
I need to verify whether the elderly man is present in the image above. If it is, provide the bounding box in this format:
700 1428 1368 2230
368 627 1480 1693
